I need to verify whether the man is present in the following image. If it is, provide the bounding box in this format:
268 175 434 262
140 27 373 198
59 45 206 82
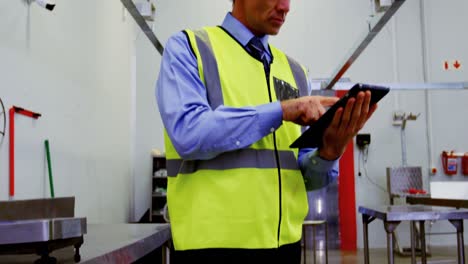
156 0 376 263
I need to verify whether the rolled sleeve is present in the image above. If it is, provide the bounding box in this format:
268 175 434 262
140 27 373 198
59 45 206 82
257 101 283 134
298 149 339 191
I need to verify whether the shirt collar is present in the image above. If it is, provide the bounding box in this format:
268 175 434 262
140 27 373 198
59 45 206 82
221 12 270 54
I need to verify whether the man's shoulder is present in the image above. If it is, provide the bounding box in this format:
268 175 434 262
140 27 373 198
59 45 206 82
168 26 217 44
166 27 218 48
166 30 188 44
183 26 222 35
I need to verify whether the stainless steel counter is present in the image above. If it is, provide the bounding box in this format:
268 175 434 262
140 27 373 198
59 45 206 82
359 205 468 264
0 217 86 245
359 205 468 221
0 223 171 264
407 196 468 209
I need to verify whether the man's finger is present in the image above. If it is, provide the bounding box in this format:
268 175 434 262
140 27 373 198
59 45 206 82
354 92 372 128
329 107 343 131
366 104 378 120
319 96 339 107
318 104 327 116
340 97 355 129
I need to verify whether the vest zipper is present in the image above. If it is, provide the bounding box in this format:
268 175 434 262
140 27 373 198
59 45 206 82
262 63 283 247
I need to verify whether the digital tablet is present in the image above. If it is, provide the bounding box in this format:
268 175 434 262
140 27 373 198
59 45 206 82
289 83 390 148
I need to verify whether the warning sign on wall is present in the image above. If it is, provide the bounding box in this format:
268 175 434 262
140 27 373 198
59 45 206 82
443 60 462 71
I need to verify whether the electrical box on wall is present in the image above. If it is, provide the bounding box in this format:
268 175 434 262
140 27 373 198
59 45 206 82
356 134 371 148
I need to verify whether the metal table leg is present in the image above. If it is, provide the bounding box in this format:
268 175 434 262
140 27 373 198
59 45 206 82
384 221 401 264
162 241 170 264
419 220 426 264
449 219 465 264
362 214 376 264
410 221 416 264
303 225 306 264
325 221 328 264
312 225 316 264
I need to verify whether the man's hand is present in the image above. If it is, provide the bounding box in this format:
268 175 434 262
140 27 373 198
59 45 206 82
319 91 377 160
280 96 339 126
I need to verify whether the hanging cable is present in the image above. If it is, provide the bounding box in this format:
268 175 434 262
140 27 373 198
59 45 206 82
358 149 362 176
360 145 388 193
0 97 5 138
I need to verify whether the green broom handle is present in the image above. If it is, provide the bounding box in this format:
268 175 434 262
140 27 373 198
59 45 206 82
45 139 55 198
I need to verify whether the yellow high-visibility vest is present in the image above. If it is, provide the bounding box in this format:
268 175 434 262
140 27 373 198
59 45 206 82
164 26 310 250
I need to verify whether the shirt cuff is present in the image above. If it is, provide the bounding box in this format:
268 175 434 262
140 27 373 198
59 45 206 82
299 149 339 191
256 101 283 134
300 149 338 172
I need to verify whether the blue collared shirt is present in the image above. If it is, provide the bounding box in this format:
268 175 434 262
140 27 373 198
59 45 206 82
156 13 338 190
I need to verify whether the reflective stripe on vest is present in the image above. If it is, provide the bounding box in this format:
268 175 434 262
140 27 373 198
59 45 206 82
193 29 224 109
166 149 298 177
286 55 308 98
285 55 308 133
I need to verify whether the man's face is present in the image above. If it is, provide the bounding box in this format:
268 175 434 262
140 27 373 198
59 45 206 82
234 0 290 36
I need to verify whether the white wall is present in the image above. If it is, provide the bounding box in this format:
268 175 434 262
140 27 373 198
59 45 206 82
0 0 134 223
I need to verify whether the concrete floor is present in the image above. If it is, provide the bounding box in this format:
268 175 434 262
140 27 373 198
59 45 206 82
303 246 467 264
0 245 465 263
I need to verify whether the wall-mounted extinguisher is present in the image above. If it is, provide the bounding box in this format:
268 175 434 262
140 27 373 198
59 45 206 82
441 151 458 175
463 153 468 176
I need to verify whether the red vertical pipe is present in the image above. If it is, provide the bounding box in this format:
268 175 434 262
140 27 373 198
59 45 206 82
8 106 41 199
338 141 357 250
336 90 357 251
9 107 15 198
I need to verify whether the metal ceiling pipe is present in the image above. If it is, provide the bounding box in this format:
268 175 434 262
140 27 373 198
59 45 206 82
324 0 407 90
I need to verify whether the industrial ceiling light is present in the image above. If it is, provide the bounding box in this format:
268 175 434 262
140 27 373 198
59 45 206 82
29 0 56 11
372 0 393 13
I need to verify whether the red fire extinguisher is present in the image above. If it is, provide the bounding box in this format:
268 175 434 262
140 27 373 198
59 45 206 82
463 153 468 176
441 151 458 175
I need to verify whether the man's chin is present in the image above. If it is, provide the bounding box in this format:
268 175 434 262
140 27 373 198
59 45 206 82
265 26 281 35
268 29 281 36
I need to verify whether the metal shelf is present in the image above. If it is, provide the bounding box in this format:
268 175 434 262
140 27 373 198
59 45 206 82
150 154 166 223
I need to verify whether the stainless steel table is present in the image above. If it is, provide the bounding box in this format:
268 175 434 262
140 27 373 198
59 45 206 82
359 205 468 264
0 223 171 264
407 196 468 209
